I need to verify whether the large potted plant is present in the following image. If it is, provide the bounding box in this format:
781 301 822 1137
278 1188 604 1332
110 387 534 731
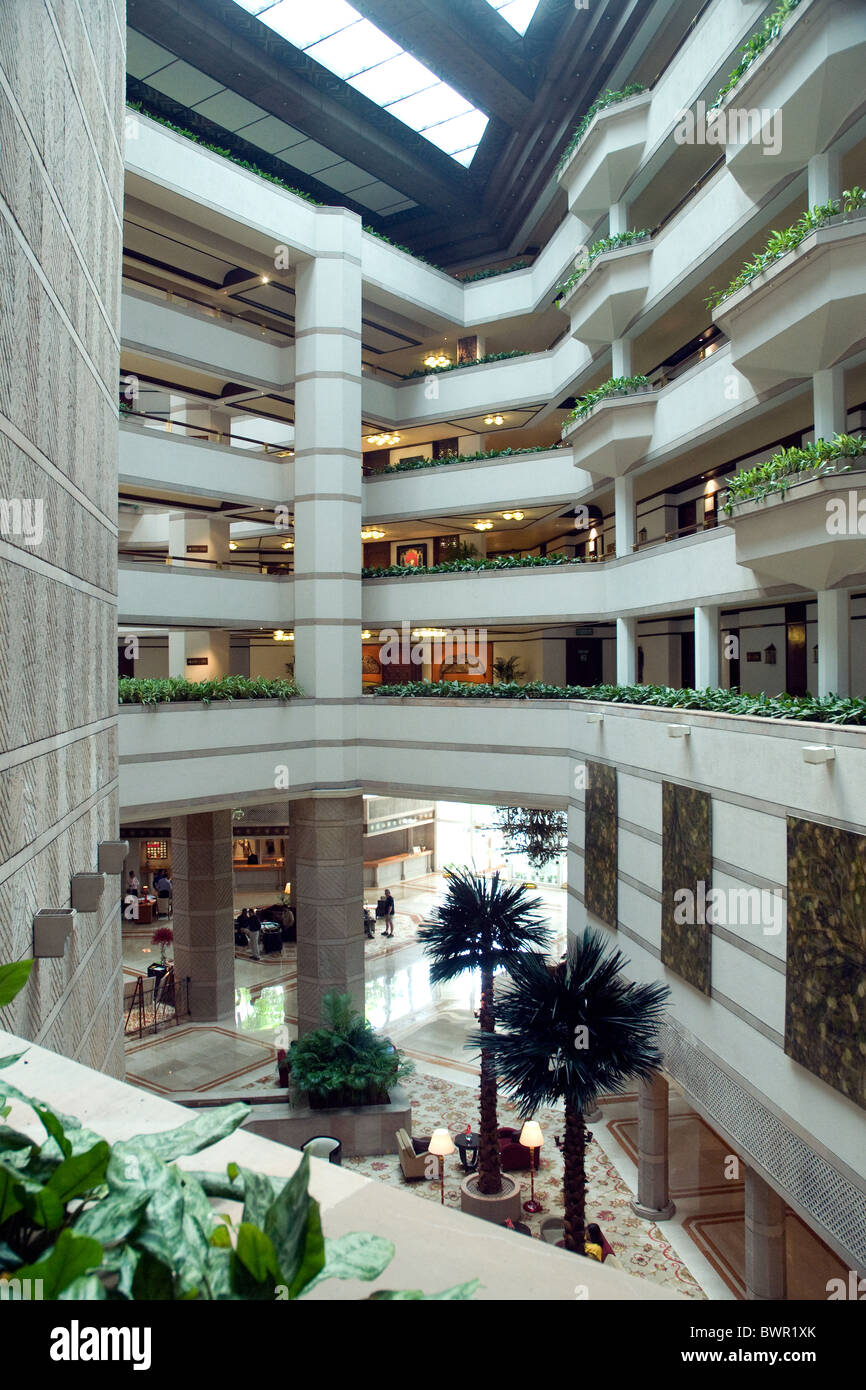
289 990 413 1110
418 869 550 1222
479 928 669 1254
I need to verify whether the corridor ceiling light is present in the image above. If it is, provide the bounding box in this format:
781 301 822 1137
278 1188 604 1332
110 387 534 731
281 540 294 549
473 519 494 531
366 432 400 447
362 630 373 639
424 351 451 369
229 542 238 551
484 414 505 425
502 511 524 521
411 628 447 639
273 630 294 642
234 1 489 166
361 527 386 541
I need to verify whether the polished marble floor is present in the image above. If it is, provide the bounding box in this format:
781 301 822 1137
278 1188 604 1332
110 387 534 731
121 873 843 1299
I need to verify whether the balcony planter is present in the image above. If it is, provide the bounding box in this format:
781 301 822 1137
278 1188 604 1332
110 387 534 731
713 0 866 201
565 387 658 477
563 241 653 347
557 90 651 222
713 218 866 382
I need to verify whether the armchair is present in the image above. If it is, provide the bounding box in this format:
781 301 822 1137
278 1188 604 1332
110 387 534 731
498 1126 540 1172
396 1128 431 1181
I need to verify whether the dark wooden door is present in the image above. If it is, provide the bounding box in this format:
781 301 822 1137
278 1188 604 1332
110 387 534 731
566 637 603 685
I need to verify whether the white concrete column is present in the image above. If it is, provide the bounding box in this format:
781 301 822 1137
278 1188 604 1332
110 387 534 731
612 337 632 378
630 1073 675 1220
293 215 363 700
816 589 850 696
616 616 637 684
168 629 231 681
614 473 635 556
694 604 721 688
813 366 846 441
609 201 628 236
168 513 231 566
745 1169 787 1301
807 152 841 208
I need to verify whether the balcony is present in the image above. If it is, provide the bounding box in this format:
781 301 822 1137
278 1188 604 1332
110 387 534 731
119 418 293 507
564 387 659 477
715 0 866 202
562 242 653 348
713 217 866 382
362 447 581 519
723 463 866 589
117 557 293 628
557 91 651 223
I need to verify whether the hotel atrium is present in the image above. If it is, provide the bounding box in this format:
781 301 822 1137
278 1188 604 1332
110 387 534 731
1 0 865 1324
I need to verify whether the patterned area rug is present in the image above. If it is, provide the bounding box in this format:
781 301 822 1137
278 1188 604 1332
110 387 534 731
343 1070 705 1299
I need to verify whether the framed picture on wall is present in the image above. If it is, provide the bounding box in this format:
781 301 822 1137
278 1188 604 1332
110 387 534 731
397 543 428 568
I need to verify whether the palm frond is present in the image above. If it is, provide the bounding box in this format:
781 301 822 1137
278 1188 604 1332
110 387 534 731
417 867 552 983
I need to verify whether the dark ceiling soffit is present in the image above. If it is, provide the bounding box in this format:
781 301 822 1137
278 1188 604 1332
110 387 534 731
127 0 474 206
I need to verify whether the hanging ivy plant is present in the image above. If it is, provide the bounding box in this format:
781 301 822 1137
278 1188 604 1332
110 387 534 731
493 807 567 868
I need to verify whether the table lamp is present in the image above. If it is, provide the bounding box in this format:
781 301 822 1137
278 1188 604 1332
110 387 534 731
428 1128 455 1204
519 1120 544 1213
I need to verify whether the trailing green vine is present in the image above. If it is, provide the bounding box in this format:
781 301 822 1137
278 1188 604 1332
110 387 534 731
561 375 651 431
723 434 866 514
710 0 804 109
556 85 647 175
367 680 866 724
555 230 652 304
706 191 866 309
365 443 561 475
457 262 530 283
363 553 580 578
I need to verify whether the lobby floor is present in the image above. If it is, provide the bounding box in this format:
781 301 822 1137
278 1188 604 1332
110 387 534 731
121 874 845 1299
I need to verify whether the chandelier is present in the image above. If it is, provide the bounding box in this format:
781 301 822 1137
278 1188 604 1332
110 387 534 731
366 432 400 447
424 350 451 369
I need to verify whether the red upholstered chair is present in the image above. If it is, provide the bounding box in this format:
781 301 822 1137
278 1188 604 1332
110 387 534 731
497 1127 540 1171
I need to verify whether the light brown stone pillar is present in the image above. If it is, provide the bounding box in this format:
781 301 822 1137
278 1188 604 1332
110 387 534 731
630 1072 675 1220
170 811 235 1020
295 795 364 1035
745 1169 787 1301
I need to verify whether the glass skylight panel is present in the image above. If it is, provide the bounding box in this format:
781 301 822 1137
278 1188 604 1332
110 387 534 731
485 0 541 35
229 0 488 163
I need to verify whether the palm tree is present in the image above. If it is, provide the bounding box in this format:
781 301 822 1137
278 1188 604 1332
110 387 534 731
478 928 670 1252
418 869 551 1195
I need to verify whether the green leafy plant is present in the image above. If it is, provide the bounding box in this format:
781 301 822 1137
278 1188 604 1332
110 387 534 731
478 931 669 1253
561 375 651 432
710 0 804 109
118 676 302 705
403 349 529 379
366 679 866 725
289 991 414 1109
365 443 560 475
362 552 580 578
705 192 866 310
555 229 652 304
722 434 866 512
362 224 442 269
0 960 33 1009
418 871 550 1196
457 261 530 283
492 655 525 685
556 84 647 174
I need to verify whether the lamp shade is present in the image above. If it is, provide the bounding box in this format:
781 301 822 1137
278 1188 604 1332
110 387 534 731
428 1128 456 1157
519 1120 543 1149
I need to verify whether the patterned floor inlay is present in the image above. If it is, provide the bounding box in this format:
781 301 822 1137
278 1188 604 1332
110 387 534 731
683 1209 850 1302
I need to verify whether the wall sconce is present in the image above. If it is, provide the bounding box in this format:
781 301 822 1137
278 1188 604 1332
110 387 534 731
71 874 105 913
763 643 777 665
812 645 819 664
638 527 648 545
33 909 76 958
98 840 130 875
802 745 835 764
667 724 691 738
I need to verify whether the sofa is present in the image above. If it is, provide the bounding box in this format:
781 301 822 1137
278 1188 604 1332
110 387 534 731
498 1127 540 1171
396 1128 431 1181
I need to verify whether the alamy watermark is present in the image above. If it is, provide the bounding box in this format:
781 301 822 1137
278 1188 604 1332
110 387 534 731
674 880 782 934
0 497 44 545
674 101 782 157
377 621 488 674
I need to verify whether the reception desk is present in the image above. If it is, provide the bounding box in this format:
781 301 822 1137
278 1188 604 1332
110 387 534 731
363 850 433 889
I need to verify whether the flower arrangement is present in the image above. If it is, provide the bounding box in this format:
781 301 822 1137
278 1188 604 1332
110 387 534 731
151 925 174 966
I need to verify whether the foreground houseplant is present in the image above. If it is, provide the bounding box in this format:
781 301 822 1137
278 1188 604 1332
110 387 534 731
418 871 550 1207
0 963 471 1300
289 990 413 1109
478 930 669 1255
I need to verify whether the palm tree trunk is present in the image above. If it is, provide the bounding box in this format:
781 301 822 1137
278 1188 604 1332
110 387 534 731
476 967 502 1195
562 1097 587 1254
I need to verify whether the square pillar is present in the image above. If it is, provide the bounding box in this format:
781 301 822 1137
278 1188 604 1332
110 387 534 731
612 337 632 378
170 811 235 1020
817 590 850 696
168 630 231 681
616 616 637 684
630 1072 675 1220
813 366 846 442
295 795 364 1035
745 1169 787 1301
807 152 841 208
614 473 635 557
694 604 720 688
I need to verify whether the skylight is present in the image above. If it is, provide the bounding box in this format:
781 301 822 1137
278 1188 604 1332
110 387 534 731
484 0 542 35
232 0 489 165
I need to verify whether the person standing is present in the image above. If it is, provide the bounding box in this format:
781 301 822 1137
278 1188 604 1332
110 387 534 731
384 887 396 938
247 909 262 961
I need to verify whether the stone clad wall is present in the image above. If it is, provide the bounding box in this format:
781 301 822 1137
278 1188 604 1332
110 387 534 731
0 1 125 1074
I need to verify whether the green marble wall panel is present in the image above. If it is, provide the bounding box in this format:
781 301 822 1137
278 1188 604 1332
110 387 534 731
585 761 617 928
661 782 712 994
